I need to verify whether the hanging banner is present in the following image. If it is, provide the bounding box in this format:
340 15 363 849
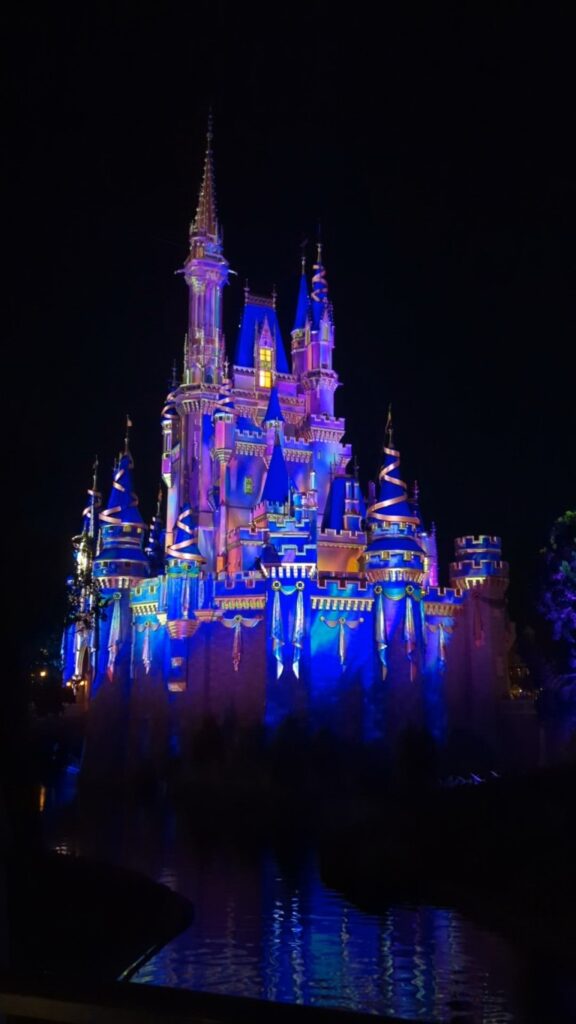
292 588 305 678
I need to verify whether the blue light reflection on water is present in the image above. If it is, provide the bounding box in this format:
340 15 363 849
41 788 520 1022
130 851 518 1022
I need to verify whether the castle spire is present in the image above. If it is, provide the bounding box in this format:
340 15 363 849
293 254 309 332
311 239 329 330
261 431 290 506
191 114 219 243
367 417 419 527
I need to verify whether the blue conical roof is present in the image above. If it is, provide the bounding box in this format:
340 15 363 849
322 476 346 531
262 386 284 425
293 269 309 331
234 293 289 373
261 437 290 505
367 442 419 527
100 453 144 526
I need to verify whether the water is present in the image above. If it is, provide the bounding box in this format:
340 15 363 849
40 782 572 1022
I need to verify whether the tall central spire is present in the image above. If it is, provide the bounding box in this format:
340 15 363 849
190 114 219 247
182 117 229 388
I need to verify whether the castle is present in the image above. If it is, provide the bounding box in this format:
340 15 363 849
63 127 514 757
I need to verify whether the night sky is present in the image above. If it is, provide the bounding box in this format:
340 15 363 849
5 6 575 659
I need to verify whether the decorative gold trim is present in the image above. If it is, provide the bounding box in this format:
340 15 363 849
311 597 374 611
216 596 267 610
167 620 202 639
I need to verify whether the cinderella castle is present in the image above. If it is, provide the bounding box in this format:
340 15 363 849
63 126 515 758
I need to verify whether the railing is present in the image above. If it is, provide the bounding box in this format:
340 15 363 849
0 974 423 1024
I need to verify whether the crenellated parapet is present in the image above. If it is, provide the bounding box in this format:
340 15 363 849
450 535 509 593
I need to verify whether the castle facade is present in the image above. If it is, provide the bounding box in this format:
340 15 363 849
63 128 513 757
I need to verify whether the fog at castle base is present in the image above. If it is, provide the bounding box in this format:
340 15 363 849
62 128 530 774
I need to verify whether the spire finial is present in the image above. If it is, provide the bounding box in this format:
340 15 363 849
385 404 394 449
124 415 133 455
92 455 99 491
272 284 277 309
171 359 178 389
316 222 322 264
300 238 307 274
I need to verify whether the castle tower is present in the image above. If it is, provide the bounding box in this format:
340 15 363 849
85 424 150 702
300 245 338 417
365 413 426 722
183 119 229 387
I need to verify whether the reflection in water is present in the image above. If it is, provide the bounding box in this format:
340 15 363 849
130 849 518 1022
42 792 524 1022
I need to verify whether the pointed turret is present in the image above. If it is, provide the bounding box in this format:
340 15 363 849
262 385 284 426
300 241 337 414
311 242 329 329
183 119 229 387
365 410 426 586
190 115 219 247
261 433 290 506
293 259 309 332
367 409 418 528
94 422 149 582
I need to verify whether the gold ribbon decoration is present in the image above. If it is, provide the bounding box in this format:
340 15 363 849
367 445 419 525
220 615 262 672
100 457 139 525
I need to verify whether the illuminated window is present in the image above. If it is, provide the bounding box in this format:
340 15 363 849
243 476 254 495
258 347 272 388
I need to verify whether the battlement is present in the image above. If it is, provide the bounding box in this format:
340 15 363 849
319 527 366 542
454 535 502 552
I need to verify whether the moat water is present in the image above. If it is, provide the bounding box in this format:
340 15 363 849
41 775 574 1023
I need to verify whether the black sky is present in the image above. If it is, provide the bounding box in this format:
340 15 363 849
5 4 576 656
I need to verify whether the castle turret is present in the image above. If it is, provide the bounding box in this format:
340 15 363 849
301 244 338 416
365 412 426 688
94 424 149 586
261 431 290 510
183 119 229 387
365 415 425 587
449 535 509 594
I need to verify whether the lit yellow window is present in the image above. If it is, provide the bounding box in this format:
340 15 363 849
259 347 272 387
243 476 254 495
